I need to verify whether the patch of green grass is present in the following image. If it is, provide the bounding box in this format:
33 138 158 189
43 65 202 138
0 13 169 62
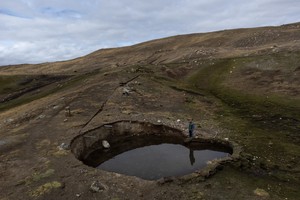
170 53 300 192
25 169 55 185
185 55 300 121
29 181 62 197
16 168 56 186
0 75 32 94
210 166 300 200
0 73 95 111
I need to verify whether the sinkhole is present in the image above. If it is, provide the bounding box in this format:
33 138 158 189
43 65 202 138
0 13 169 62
71 121 236 181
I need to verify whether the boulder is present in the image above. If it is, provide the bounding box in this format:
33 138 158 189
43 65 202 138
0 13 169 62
254 188 270 198
102 140 110 149
90 180 108 193
58 143 70 150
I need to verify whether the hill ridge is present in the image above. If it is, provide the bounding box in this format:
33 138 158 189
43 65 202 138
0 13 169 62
0 21 300 75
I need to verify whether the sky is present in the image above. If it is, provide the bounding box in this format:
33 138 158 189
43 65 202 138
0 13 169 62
0 0 300 66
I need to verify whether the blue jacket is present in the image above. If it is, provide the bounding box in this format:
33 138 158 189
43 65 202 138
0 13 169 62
189 122 195 131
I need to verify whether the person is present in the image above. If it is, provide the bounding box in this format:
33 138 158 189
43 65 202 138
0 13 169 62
188 119 195 138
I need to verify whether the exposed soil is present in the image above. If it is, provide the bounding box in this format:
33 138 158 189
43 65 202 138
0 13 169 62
0 22 300 200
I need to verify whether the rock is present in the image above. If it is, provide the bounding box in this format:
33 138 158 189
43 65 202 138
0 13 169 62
5 118 14 123
79 169 88 174
52 105 59 110
58 143 70 150
90 180 108 192
206 161 213 165
0 140 7 146
122 87 130 96
157 177 175 185
65 106 71 117
254 188 270 197
104 125 113 128
102 140 110 149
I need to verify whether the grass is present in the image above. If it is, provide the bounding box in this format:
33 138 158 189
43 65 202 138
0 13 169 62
0 73 96 112
0 75 33 95
185 54 300 120
157 52 300 199
29 181 62 197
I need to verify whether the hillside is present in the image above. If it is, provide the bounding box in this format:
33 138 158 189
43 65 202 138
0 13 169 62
0 22 300 200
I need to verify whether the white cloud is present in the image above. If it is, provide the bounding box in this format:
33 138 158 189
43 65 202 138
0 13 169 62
0 0 300 65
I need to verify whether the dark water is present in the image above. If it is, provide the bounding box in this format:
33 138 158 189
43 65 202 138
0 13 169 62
96 143 228 180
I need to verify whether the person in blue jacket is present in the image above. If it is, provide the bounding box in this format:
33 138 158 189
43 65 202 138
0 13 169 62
188 119 195 138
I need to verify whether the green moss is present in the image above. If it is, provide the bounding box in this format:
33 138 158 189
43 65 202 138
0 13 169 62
25 169 55 185
29 181 62 197
32 169 55 182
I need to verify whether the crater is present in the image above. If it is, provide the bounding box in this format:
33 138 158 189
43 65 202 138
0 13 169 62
71 121 239 180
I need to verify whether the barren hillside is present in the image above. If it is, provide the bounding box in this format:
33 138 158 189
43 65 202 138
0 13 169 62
0 23 299 200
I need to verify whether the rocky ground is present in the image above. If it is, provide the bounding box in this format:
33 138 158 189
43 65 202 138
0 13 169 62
0 23 300 200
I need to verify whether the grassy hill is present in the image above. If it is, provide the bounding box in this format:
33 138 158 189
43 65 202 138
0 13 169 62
0 22 299 200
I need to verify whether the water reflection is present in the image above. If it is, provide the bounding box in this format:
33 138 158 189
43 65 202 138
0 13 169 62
189 149 195 165
88 143 228 180
82 134 232 180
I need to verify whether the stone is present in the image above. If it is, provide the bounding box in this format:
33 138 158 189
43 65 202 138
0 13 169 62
206 161 213 165
58 143 70 150
36 115 46 120
0 140 6 146
157 177 175 185
90 180 108 192
102 140 110 149
122 87 130 96
268 141 273 146
254 188 270 197
65 106 71 117
6 118 14 123
52 105 59 110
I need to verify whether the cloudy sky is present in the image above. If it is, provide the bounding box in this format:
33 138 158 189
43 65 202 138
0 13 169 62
0 0 299 66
